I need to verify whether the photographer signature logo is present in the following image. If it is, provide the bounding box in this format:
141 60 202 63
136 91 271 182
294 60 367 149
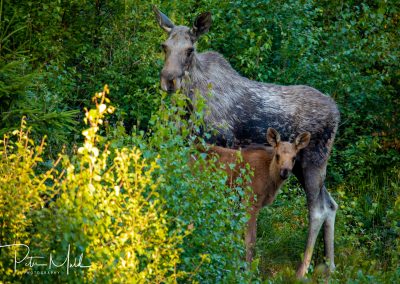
0 243 91 275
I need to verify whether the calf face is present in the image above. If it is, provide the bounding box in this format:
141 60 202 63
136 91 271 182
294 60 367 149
267 128 311 180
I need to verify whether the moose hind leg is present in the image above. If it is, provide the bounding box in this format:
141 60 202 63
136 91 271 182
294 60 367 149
295 164 329 278
323 186 338 273
296 198 325 277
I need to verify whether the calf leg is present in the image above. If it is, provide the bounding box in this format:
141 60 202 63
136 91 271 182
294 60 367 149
245 206 260 263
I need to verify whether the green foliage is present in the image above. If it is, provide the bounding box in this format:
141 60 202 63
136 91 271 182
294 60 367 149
0 0 78 149
46 88 187 283
0 89 186 282
0 87 253 283
0 119 48 278
255 172 400 283
0 0 399 282
127 90 252 283
0 0 165 135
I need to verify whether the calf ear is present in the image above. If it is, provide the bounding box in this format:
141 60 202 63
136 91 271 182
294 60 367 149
153 6 175 33
295 132 311 150
267 128 281 147
190 12 212 41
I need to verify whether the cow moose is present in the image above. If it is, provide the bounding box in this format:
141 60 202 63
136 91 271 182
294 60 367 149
153 7 340 277
208 128 311 263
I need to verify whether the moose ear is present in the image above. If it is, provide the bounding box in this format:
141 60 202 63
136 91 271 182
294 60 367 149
153 6 175 33
295 132 311 150
266 128 281 147
190 12 212 41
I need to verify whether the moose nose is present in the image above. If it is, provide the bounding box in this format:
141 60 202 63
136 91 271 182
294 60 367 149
167 79 176 92
280 169 289 180
161 76 175 92
161 74 183 92
160 68 184 92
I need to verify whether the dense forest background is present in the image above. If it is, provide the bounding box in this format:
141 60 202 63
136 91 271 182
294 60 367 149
1 0 399 283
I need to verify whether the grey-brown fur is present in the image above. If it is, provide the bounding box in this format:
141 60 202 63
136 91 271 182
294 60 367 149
154 6 340 277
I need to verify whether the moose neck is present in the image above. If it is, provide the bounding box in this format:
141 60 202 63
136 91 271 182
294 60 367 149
184 51 245 99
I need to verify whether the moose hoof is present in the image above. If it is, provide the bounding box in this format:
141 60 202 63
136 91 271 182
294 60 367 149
295 264 308 278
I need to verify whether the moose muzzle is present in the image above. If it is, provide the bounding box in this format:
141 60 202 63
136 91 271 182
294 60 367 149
280 168 290 180
160 70 183 93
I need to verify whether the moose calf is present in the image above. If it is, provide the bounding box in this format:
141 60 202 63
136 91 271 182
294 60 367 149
208 128 311 262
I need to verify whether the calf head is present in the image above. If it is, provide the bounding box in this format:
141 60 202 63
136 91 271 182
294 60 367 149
267 128 311 180
153 6 212 92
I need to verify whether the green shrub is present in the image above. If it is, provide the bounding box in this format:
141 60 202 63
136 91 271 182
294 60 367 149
127 90 253 283
0 87 187 283
0 1 78 149
0 118 48 278
0 87 254 283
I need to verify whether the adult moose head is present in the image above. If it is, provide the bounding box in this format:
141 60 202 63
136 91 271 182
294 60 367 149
153 6 340 278
153 6 211 93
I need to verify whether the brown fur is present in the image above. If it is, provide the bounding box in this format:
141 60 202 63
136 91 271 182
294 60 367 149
207 128 310 262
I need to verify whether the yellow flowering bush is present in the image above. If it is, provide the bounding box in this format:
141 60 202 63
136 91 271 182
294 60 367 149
0 86 187 283
0 118 50 277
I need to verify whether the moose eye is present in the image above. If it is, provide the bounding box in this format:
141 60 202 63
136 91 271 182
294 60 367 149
186 48 194 57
